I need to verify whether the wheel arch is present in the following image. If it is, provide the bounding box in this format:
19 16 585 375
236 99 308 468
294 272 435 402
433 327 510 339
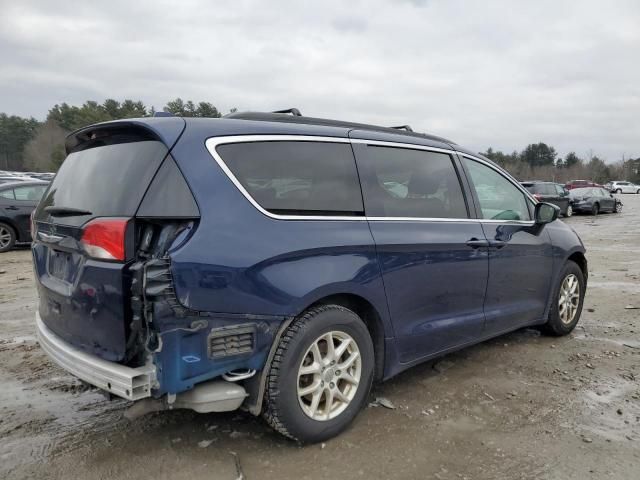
305 293 386 382
244 291 389 416
567 251 588 282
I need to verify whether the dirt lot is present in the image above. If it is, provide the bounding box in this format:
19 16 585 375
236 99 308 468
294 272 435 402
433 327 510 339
1 196 639 480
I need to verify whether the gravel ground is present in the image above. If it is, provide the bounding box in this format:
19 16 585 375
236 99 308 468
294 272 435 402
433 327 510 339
1 195 639 480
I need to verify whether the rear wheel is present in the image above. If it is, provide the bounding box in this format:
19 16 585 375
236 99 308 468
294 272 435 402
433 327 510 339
591 203 599 216
616 188 622 194
263 305 374 443
542 261 585 336
0 223 16 253
615 202 623 213
564 205 573 217
636 189 640 194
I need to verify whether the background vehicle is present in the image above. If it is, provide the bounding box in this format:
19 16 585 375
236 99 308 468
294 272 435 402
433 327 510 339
0 181 48 252
32 112 587 443
565 179 603 190
569 187 622 215
0 175 34 184
521 181 572 217
606 181 640 194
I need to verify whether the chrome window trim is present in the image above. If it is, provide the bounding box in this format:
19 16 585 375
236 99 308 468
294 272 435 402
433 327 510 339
205 135 365 221
350 138 454 155
205 134 536 225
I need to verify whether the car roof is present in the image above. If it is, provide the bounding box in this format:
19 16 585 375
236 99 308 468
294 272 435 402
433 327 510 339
67 111 460 153
223 111 456 145
0 180 48 189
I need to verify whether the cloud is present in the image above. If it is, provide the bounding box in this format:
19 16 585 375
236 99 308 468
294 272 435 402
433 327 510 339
0 0 638 160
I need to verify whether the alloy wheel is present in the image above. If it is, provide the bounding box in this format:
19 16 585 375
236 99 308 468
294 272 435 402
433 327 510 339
0 226 12 249
297 331 362 421
558 274 580 325
566 205 573 217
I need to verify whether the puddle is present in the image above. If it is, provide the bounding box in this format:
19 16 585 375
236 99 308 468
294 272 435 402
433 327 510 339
573 333 640 349
0 371 127 474
587 281 640 293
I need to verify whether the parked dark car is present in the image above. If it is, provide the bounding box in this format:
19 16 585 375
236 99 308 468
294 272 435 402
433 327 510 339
0 181 49 252
565 179 603 190
521 181 572 217
569 187 622 215
0 175 34 184
32 111 588 443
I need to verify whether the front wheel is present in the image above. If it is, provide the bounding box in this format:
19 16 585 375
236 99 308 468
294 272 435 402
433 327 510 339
636 189 640 194
616 189 622 194
262 305 374 443
615 202 623 213
591 203 599 216
542 261 586 336
564 205 573 217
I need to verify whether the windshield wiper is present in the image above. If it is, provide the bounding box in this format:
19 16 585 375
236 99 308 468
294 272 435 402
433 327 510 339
44 206 93 217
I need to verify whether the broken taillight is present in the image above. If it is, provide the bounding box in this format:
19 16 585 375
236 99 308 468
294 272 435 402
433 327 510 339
80 218 129 261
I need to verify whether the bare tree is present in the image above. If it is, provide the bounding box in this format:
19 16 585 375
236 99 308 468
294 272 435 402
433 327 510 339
23 120 68 172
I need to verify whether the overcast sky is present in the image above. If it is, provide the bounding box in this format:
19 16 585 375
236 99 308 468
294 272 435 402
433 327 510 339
1 0 638 161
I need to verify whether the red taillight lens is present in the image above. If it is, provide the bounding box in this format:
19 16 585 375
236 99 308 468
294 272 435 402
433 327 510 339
80 218 129 261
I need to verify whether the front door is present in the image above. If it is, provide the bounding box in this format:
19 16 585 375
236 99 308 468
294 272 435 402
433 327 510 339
352 140 489 363
597 188 616 211
461 157 553 335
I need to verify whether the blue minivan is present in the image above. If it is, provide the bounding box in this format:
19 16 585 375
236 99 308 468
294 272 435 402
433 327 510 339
32 110 587 442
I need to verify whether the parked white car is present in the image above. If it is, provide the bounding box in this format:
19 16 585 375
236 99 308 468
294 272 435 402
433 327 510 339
606 181 640 194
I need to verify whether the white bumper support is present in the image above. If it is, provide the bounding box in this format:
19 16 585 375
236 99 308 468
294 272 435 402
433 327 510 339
35 312 156 401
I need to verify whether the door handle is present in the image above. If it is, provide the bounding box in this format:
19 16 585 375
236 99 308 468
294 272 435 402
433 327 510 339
489 240 508 249
466 238 490 249
4 206 19 211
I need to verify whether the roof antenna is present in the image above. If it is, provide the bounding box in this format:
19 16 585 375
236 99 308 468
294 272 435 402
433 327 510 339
390 125 413 132
272 108 302 116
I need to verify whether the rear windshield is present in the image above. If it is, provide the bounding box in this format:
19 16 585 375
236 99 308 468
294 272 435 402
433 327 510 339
38 140 168 224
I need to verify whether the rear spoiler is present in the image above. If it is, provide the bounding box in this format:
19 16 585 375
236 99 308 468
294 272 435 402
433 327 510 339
65 117 186 154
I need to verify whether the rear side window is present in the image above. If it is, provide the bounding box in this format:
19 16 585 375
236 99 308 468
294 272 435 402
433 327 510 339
216 141 364 216
358 146 468 218
0 189 14 199
541 184 556 195
14 185 47 201
38 140 168 226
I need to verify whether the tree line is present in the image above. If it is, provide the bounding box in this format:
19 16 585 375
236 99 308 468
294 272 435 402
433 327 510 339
481 143 640 184
1 101 639 182
0 98 228 172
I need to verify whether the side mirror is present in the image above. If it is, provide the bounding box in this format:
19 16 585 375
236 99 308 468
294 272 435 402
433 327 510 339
535 202 560 225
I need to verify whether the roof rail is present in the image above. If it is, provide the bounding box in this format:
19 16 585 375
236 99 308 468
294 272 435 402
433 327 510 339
154 111 175 117
390 125 413 132
272 108 302 116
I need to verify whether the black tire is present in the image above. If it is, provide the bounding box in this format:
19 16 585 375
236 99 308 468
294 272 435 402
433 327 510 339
262 304 374 443
615 202 623 213
616 188 622 194
591 203 599 216
542 261 586 336
0 222 16 253
636 189 640 195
